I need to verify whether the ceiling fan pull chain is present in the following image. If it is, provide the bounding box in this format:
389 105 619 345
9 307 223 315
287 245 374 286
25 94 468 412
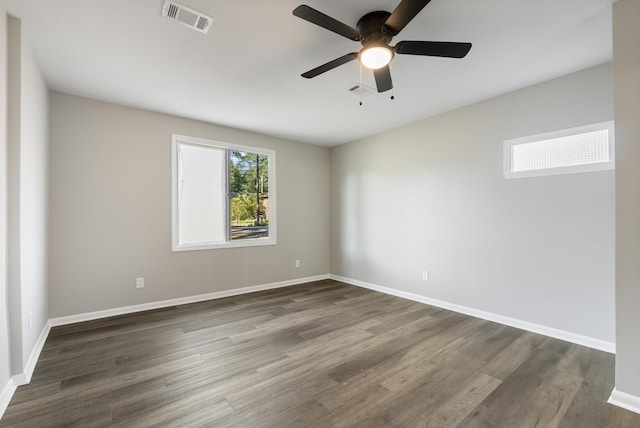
390 64 395 100
359 61 363 106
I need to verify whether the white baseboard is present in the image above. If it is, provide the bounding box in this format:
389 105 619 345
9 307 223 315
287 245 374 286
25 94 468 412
0 377 17 420
330 274 615 354
609 388 640 414
0 319 51 419
49 274 330 327
18 321 52 385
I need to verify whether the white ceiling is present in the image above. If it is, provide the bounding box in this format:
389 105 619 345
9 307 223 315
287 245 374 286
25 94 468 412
5 0 613 146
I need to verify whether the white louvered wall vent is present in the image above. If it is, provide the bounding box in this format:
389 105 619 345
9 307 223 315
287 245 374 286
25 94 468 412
162 1 212 34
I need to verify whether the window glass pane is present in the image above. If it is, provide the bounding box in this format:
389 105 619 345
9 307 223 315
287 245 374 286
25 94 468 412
229 151 269 240
177 142 226 244
511 129 610 172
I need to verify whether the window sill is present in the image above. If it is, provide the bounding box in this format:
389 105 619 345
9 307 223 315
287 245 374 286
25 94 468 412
172 238 277 252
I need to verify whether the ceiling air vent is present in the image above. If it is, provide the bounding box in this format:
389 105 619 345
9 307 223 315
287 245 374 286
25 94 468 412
162 1 213 34
348 85 374 97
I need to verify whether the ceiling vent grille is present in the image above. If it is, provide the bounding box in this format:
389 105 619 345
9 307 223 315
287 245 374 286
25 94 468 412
348 85 374 97
162 1 213 34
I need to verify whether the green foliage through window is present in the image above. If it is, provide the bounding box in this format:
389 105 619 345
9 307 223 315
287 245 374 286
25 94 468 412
230 151 269 239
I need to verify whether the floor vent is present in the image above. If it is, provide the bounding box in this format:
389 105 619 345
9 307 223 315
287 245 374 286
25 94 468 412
162 1 213 34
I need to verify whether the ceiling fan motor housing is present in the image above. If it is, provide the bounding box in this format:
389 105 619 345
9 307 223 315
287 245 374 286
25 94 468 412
357 11 394 47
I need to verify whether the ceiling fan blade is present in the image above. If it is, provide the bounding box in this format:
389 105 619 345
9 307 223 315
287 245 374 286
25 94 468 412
385 0 432 35
293 5 360 41
373 66 393 93
395 41 472 58
301 53 358 79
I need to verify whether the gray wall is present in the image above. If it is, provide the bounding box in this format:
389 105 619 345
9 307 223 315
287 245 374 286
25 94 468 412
48 93 330 318
613 0 640 399
331 63 615 343
0 2 11 401
17 16 48 369
7 14 49 375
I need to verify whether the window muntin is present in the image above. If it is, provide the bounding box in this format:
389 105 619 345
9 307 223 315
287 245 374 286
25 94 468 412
504 121 614 179
172 135 276 251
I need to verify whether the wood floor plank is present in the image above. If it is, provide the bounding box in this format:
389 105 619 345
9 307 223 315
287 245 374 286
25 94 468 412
2 280 639 427
480 330 548 381
458 347 565 426
558 345 617 427
417 373 502 428
257 399 332 428
350 351 487 427
212 376 338 427
519 368 583 426
379 337 476 393
112 393 233 427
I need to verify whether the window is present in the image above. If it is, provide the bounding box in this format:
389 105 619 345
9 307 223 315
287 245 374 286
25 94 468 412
171 134 276 251
503 121 614 179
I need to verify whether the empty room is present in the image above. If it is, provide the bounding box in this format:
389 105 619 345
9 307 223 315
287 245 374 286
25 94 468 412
1 0 639 426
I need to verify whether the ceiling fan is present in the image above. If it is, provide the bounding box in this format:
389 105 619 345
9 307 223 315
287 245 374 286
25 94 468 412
293 0 472 94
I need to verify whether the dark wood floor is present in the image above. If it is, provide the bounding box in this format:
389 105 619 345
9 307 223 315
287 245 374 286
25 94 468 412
2 280 638 427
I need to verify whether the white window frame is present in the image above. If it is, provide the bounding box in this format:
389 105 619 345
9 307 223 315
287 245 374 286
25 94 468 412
171 134 277 251
503 121 615 179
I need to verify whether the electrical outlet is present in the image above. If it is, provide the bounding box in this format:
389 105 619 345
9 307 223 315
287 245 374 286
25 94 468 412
295 259 301 268
422 271 429 281
136 277 145 289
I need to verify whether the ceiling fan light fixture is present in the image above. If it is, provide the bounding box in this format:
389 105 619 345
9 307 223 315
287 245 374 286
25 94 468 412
359 45 393 70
